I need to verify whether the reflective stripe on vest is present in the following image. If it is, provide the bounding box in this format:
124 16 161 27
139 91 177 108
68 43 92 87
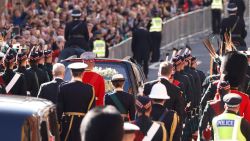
211 0 223 10
93 40 105 57
149 17 162 32
212 113 246 141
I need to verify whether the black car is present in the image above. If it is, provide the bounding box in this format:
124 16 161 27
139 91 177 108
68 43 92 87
62 57 146 94
0 95 60 141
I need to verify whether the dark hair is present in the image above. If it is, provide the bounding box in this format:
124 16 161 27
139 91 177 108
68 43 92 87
71 69 84 77
111 80 125 88
80 106 124 141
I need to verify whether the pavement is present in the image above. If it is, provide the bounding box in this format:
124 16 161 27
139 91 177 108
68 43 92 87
147 28 250 81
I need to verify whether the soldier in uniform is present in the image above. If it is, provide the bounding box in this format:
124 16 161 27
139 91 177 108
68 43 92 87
37 50 50 79
104 74 135 121
64 9 89 51
212 94 250 140
0 49 27 95
15 50 39 96
172 55 194 108
220 3 247 51
229 0 246 20
57 62 95 141
198 81 230 141
191 56 206 85
81 52 105 106
133 96 167 141
27 49 49 88
143 61 184 120
149 82 181 141
44 49 53 80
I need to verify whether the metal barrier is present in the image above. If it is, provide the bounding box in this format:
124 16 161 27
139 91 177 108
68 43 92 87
109 7 212 59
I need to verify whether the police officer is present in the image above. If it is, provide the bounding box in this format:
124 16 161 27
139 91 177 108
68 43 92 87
105 74 135 121
149 82 181 141
210 0 223 34
220 3 247 51
91 32 108 58
27 48 49 88
212 93 250 140
133 96 167 141
64 9 89 51
0 48 27 95
57 62 95 141
148 10 163 62
15 50 39 96
199 81 230 141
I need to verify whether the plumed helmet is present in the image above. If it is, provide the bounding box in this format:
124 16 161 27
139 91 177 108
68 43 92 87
221 51 248 87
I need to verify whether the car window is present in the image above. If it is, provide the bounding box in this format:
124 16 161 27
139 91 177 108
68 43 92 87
95 62 131 93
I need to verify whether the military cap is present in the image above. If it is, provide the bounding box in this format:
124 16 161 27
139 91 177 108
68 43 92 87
68 62 88 70
227 3 237 12
136 96 152 113
37 50 44 58
123 122 140 133
16 52 28 61
71 9 82 17
44 50 52 58
172 55 183 65
111 74 125 81
4 49 16 63
28 51 40 61
223 93 242 108
81 52 96 60
221 51 248 87
149 82 170 100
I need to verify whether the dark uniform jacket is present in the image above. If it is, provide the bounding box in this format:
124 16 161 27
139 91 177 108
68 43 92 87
44 63 53 81
37 78 64 104
134 116 167 141
0 69 27 96
14 66 39 97
64 20 89 51
151 104 181 141
199 99 224 141
200 81 218 111
220 14 247 51
28 65 49 88
202 74 220 94
174 71 194 106
184 67 202 107
143 78 184 120
104 90 135 120
131 27 152 61
57 80 95 141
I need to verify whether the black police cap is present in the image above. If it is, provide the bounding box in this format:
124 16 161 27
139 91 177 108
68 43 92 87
71 9 82 17
223 93 242 108
227 3 237 12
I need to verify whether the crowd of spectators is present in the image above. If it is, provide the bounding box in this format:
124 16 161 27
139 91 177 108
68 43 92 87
0 0 204 56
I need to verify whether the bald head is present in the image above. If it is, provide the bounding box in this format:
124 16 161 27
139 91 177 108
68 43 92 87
52 63 65 78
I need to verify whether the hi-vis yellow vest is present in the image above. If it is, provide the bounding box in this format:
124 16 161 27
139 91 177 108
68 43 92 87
211 0 223 10
149 17 162 32
212 113 246 141
93 40 105 58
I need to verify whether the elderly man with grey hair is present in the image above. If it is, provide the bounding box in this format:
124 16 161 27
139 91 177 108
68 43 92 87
37 63 65 104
